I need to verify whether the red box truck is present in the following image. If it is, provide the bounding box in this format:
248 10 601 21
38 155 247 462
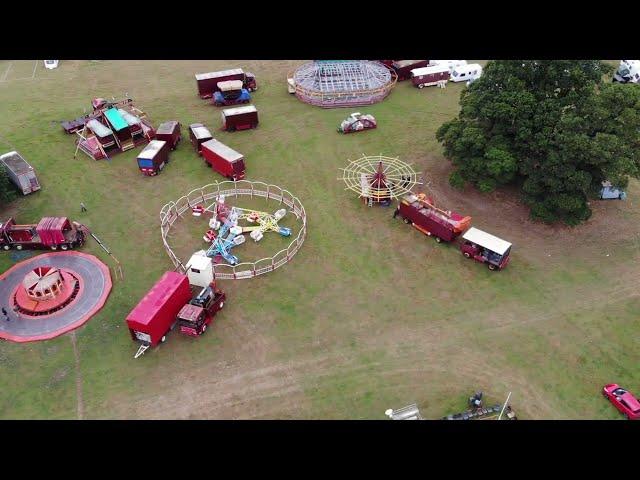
189 123 213 155
136 140 170 176
393 193 471 243
201 139 246 180
195 69 257 98
126 271 192 348
460 227 512 271
411 65 450 88
155 121 181 150
0 217 85 251
220 105 258 132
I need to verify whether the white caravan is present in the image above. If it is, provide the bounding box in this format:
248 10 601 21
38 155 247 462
429 60 467 73
613 60 640 83
450 63 482 83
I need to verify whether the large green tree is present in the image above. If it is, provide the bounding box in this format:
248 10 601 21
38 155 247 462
436 60 640 225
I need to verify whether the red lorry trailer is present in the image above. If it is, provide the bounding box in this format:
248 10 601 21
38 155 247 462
392 60 430 81
394 193 472 243
195 69 257 98
189 123 214 155
126 271 192 349
201 139 246 180
0 217 85 251
176 281 226 337
460 227 512 271
136 140 170 176
411 65 450 88
220 105 258 132
155 121 181 150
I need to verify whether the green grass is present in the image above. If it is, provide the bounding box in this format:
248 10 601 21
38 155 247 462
0 60 638 419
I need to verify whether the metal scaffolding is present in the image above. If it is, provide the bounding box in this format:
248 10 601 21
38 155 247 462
292 61 397 108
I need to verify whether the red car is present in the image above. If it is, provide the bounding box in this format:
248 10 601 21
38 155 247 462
603 384 640 420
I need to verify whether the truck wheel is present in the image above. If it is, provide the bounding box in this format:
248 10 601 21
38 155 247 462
16 245 23 251
202 324 207 333
488 263 497 271
219 301 224 309
435 237 442 243
160 335 167 343
402 218 410 224
418 84 425 89
2 245 9 251
463 252 471 259
50 245 57 250
61 244 69 251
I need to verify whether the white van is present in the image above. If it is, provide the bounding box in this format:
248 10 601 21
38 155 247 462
450 63 482 83
613 60 640 83
429 60 467 73
44 60 59 70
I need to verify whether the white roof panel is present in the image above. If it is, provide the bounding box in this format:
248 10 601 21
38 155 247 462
222 105 257 117
192 126 212 140
462 227 512 255
138 140 166 159
411 65 450 76
188 253 212 270
195 69 244 81
201 139 243 162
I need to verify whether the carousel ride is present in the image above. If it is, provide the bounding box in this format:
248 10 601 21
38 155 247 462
338 154 422 206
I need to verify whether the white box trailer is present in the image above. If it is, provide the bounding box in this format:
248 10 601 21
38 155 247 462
0 151 41 195
186 250 214 287
450 63 483 83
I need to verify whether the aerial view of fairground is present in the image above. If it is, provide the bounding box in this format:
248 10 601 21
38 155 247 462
0 59 638 420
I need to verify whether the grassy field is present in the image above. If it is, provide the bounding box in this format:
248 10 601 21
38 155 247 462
0 60 638 419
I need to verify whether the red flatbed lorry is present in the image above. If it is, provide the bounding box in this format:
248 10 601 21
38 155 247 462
201 139 246 180
195 69 257 98
394 193 471 243
220 105 258 132
126 271 192 348
0 217 85 251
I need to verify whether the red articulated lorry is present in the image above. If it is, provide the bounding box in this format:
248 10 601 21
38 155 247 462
155 121 181 150
126 272 227 358
136 140 170 176
391 60 430 81
195 69 257 98
393 193 472 243
126 272 192 353
189 123 214 155
0 217 85 251
220 105 258 132
201 139 246 180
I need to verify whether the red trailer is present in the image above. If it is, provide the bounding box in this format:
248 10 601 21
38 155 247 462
392 60 430 81
394 193 472 243
220 105 258 132
136 140 170 176
201 139 246 180
126 272 192 349
189 123 214 155
411 65 450 88
0 217 85 251
155 121 181 150
195 69 257 98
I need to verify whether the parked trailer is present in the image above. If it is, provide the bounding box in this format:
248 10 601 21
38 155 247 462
177 281 226 337
0 151 41 195
428 60 467 73
155 121 181 150
392 60 430 81
460 227 512 271
126 272 192 350
189 123 213 155
212 80 251 106
195 69 257 98
0 217 85 251
450 63 483 83
221 105 258 132
137 140 170 176
411 65 450 88
201 139 246 180
394 193 471 243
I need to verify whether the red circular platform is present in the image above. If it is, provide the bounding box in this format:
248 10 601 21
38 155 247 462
0 252 112 343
